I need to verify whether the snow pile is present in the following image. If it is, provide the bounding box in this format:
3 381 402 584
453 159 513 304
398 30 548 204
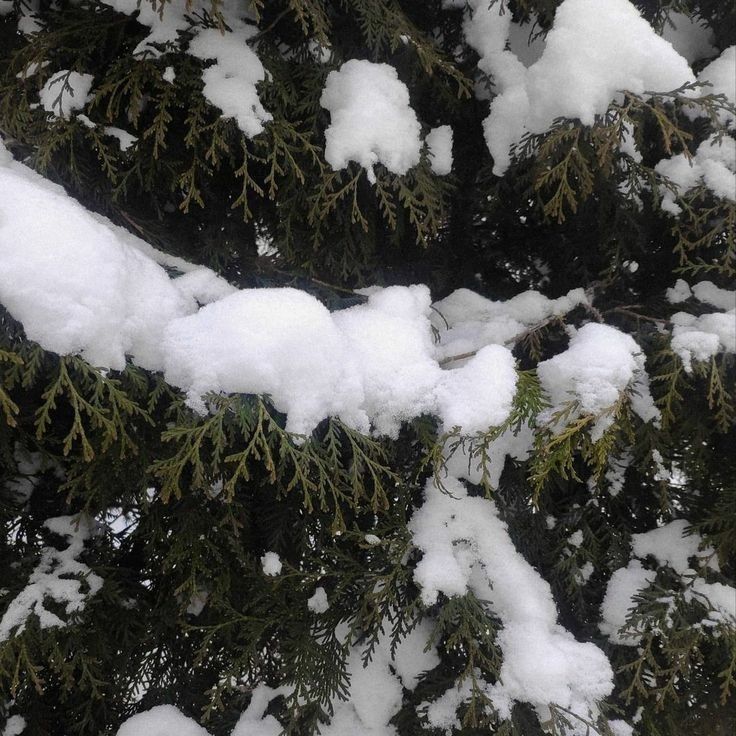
600 520 733 645
537 323 661 440
655 135 736 215
0 145 519 438
39 70 93 118
99 1 271 136
0 516 102 641
660 12 717 64
425 125 453 175
307 586 329 614
0 154 196 371
410 474 614 728
261 552 282 576
320 60 422 183
466 0 694 174
116 705 211 736
100 0 192 56
1 716 26 736
632 519 712 574
322 621 439 736
187 26 272 138
671 308 736 372
685 46 736 127
431 286 588 362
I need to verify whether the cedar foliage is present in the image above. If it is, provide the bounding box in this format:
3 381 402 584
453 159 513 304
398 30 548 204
0 1 735 735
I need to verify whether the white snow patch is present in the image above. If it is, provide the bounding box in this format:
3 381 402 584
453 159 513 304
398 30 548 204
320 60 421 183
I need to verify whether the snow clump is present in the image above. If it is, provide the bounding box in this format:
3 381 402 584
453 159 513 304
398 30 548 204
39 70 94 118
466 0 695 174
320 59 422 183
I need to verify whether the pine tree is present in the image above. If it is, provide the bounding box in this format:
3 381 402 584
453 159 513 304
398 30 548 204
0 1 734 735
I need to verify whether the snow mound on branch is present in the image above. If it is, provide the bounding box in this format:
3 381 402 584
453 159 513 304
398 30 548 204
39 70 93 118
0 516 103 642
671 308 736 372
0 156 196 371
632 519 712 575
537 323 660 440
599 560 655 645
410 475 613 726
425 125 453 175
188 27 272 138
660 12 717 64
655 135 736 215
431 286 588 362
116 705 211 736
468 0 694 174
684 46 736 127
320 59 422 183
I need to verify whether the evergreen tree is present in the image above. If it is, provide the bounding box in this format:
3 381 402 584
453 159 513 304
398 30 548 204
0 1 734 735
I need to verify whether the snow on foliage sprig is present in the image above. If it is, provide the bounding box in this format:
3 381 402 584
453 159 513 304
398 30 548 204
0 1 735 735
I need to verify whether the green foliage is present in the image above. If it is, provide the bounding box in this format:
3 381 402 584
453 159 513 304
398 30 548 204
1 1 734 735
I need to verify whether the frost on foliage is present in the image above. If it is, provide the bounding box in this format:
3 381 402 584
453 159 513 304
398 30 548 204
39 70 93 119
656 135 736 215
320 60 421 183
0 516 102 642
410 475 613 726
465 0 694 174
188 26 272 138
537 323 661 441
600 520 732 646
116 705 211 736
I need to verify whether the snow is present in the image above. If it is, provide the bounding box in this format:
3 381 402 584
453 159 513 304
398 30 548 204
261 552 282 576
116 705 211 736
104 126 137 151
660 12 717 64
100 0 191 56
670 309 736 372
666 278 692 303
0 155 196 371
0 149 523 438
691 281 736 311
688 580 736 624
631 519 709 574
537 323 660 441
431 286 588 362
231 684 290 736
320 60 421 183
685 46 736 127
0 515 103 641
39 70 93 119
321 622 439 736
365 534 381 546
1 716 26 736
425 125 453 175
470 0 694 174
163 66 176 83
307 586 329 614
409 475 613 725
599 560 655 645
163 287 364 435
656 135 736 215
188 27 272 138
